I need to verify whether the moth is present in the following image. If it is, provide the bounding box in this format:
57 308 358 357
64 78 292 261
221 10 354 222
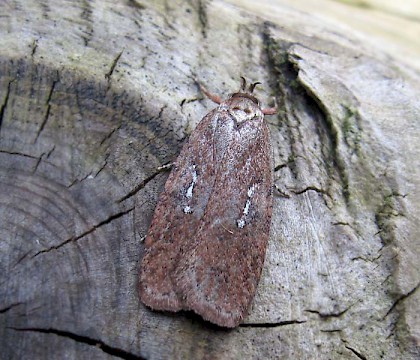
139 78 277 328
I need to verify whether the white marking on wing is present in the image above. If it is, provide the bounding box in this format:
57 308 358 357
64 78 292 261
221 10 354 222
236 184 258 228
183 206 192 214
183 165 197 214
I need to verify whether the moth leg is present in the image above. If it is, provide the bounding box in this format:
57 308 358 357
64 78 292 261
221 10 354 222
262 97 278 115
157 162 174 172
263 107 278 115
196 81 222 104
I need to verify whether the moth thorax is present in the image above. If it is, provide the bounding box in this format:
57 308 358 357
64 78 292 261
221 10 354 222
226 98 262 123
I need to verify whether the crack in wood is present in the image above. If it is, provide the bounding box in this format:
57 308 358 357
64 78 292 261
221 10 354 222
68 154 110 187
31 38 39 57
0 79 13 134
274 162 288 172
180 97 199 107
32 153 46 174
196 0 208 38
290 185 332 199
342 341 367 360
67 172 94 188
375 191 408 246
8 327 144 360
127 0 146 10
383 282 420 319
0 302 24 314
274 183 291 198
320 328 343 333
99 124 121 146
117 165 171 203
239 319 306 328
305 305 351 319
94 153 110 177
105 50 124 80
80 1 94 46
0 149 38 159
34 78 58 144
332 221 350 226
46 145 55 158
31 207 134 258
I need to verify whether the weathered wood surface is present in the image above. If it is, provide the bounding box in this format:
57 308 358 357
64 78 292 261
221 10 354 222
0 1 419 359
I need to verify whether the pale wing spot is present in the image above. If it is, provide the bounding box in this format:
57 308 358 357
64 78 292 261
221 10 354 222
247 185 256 197
245 158 251 170
236 184 258 228
186 165 197 199
183 165 198 214
243 199 251 216
184 206 193 214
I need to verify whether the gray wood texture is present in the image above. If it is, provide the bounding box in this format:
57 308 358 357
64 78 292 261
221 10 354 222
1 1 419 359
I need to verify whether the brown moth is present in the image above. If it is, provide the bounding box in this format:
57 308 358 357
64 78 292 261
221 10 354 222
139 78 277 328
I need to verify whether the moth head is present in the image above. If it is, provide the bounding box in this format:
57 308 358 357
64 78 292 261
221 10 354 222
225 77 263 122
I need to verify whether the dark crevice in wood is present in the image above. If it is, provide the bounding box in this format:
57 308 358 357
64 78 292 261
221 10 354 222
94 153 110 177
303 90 350 204
34 78 58 144
8 327 145 360
343 343 367 360
99 124 121 146
153 105 167 122
32 152 46 174
320 328 343 333
127 0 146 10
261 24 343 206
374 191 407 246
180 97 199 107
260 22 288 108
262 23 352 205
273 155 304 173
305 306 351 318
0 79 13 135
289 63 352 205
31 207 135 258
290 185 332 199
273 162 288 172
80 1 94 47
383 281 420 318
68 154 111 187
274 183 291 198
0 302 24 314
45 145 56 158
15 250 32 266
31 39 39 57
105 50 124 81
351 252 383 263
117 166 170 203
240 319 306 328
0 149 38 159
67 172 93 188
66 154 109 187
196 0 208 38
332 221 351 226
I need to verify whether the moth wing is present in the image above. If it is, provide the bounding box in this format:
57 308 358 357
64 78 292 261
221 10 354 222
139 109 221 311
174 112 273 327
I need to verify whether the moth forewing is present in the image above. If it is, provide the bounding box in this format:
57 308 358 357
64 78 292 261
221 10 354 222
139 79 275 328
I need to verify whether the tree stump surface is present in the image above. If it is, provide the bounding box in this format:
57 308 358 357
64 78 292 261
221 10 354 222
0 1 419 359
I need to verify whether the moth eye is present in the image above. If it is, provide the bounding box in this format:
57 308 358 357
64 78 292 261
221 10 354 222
233 106 241 111
244 108 252 114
